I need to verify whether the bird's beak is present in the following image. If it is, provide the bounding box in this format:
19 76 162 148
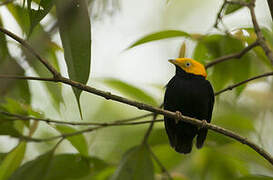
168 59 178 66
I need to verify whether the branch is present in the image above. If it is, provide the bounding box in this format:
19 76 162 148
213 0 227 29
210 0 273 68
0 27 60 77
1 111 159 126
0 26 272 165
205 41 259 69
142 113 158 144
214 71 273 96
0 75 57 82
248 0 273 66
18 119 164 142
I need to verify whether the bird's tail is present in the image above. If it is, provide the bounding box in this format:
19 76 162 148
173 135 194 154
165 120 196 154
196 128 208 149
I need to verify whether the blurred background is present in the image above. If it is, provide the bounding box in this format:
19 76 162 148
0 0 273 179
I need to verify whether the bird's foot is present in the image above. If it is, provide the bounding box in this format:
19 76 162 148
201 119 207 128
175 111 182 124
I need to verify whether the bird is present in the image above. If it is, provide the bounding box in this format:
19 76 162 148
164 58 214 154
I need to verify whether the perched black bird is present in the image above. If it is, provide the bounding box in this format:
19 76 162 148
164 58 214 154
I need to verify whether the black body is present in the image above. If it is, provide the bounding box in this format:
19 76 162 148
164 66 214 154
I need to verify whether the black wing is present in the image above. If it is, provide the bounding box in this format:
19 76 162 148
196 80 215 148
164 76 199 154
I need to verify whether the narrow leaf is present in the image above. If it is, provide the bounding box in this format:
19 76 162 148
0 142 26 180
7 5 64 110
9 151 54 180
224 4 243 15
128 30 191 49
0 17 30 103
111 145 154 180
56 0 91 119
102 78 158 106
55 125 89 156
178 42 186 58
9 153 90 180
28 0 54 34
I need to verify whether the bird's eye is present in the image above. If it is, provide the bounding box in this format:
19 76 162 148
185 62 191 67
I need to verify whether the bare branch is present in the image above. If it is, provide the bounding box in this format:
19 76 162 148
142 113 158 144
0 75 57 82
248 0 273 66
0 111 161 126
214 71 273 96
205 41 259 69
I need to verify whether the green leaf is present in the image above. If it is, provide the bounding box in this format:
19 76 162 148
151 144 184 173
0 153 6 164
55 125 89 156
103 78 158 105
9 151 53 180
148 128 169 146
128 30 191 49
0 119 22 137
7 5 63 110
56 0 91 119
192 148 249 179
102 78 158 106
0 17 30 103
9 153 90 180
0 142 26 180
75 157 114 180
0 59 31 104
7 4 30 34
28 0 54 34
194 35 252 94
110 145 154 180
224 4 244 15
193 41 213 65
238 28 273 69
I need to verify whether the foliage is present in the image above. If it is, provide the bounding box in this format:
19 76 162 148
0 0 272 179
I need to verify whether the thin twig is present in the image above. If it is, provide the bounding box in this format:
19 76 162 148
205 41 259 69
213 0 227 29
0 75 57 82
1 111 162 126
214 71 273 96
19 126 102 142
18 119 165 142
114 113 154 123
142 113 158 144
147 145 173 180
248 0 273 66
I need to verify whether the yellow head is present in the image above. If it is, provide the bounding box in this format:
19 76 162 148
168 58 207 78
